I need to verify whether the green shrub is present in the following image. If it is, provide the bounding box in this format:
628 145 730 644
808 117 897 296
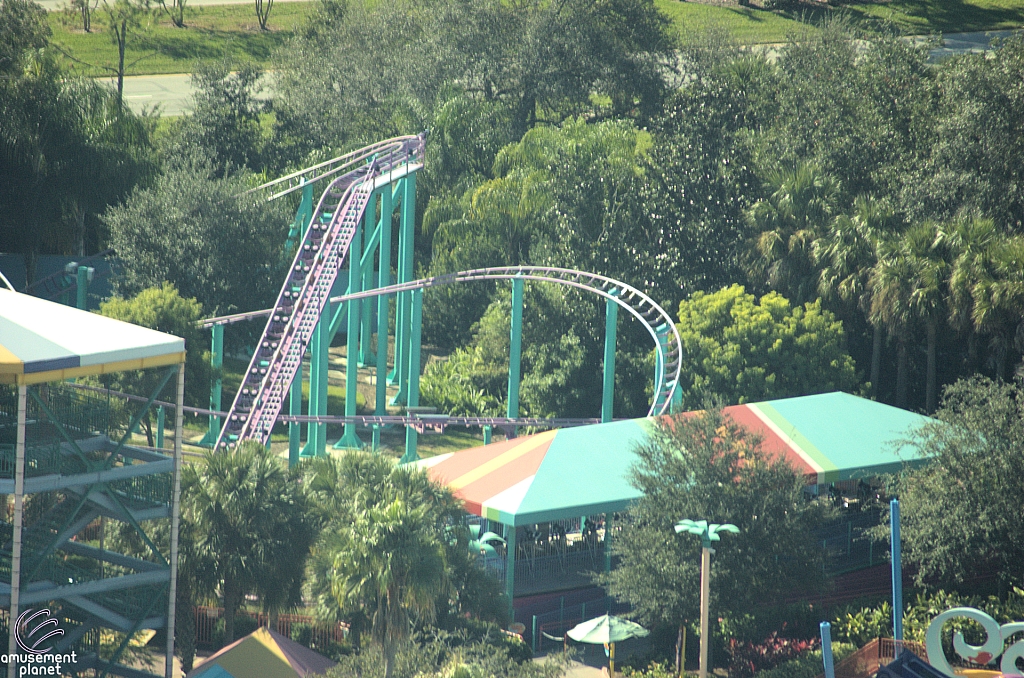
752 642 855 678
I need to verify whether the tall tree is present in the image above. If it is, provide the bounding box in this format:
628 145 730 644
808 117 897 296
305 453 507 661
816 196 900 395
0 0 50 75
101 0 151 106
601 407 832 629
184 441 317 644
673 285 858 410
871 224 950 411
103 150 289 316
747 162 841 304
892 376 1024 596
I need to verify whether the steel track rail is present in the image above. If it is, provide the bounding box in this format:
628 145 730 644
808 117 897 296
238 135 421 202
202 266 682 417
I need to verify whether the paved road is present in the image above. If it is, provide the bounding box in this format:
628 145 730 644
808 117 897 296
109 29 1021 117
106 73 194 116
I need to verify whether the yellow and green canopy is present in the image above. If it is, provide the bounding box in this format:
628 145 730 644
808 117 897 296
0 289 184 385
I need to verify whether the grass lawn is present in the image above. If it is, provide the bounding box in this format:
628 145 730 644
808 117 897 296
48 2 310 77
47 0 1024 77
656 0 816 44
839 0 1024 35
657 0 1024 44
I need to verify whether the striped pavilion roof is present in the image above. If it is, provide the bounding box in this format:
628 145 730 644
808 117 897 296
0 289 185 385
418 392 934 526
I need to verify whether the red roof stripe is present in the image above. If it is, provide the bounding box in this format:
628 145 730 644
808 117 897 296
455 442 551 506
426 436 525 485
723 404 813 475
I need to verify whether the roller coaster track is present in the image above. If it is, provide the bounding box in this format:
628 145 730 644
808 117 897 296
213 134 425 450
205 265 682 427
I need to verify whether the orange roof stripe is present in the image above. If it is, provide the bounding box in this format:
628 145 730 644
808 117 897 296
448 430 557 490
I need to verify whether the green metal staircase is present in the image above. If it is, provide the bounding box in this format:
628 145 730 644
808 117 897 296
0 381 176 678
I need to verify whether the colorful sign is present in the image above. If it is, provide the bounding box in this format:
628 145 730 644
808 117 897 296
925 607 1024 676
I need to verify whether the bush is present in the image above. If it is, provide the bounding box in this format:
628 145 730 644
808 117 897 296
753 642 855 678
727 631 819 678
291 623 352 661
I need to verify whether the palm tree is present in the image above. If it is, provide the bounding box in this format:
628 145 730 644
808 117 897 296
970 236 1024 380
816 195 899 395
941 216 998 373
747 162 841 304
184 440 317 643
870 223 950 411
329 496 449 678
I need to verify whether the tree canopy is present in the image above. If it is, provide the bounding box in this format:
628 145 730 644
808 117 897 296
891 376 1024 595
673 285 858 410
601 406 832 627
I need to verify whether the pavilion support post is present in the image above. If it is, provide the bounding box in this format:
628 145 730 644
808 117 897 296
504 524 517 618
507 278 524 435
7 384 26 678
375 186 393 416
602 292 618 423
166 365 185 678
201 323 223 447
401 289 423 464
288 370 301 468
337 199 365 450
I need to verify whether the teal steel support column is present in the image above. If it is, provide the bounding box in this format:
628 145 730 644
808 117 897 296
201 324 224 447
372 424 381 453
336 193 366 450
304 301 332 456
507 278 524 429
358 192 377 368
155 405 165 449
375 185 394 415
359 265 376 366
284 181 314 254
654 323 668 410
390 174 416 403
288 370 301 467
483 425 492 445
601 292 618 423
400 289 423 463
75 266 91 310
504 524 517 615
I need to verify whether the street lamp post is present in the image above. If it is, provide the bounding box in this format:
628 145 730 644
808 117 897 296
675 520 740 678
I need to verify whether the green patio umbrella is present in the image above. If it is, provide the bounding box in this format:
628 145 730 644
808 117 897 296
567 614 649 675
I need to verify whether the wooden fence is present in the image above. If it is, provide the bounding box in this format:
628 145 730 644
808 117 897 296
194 606 348 649
816 638 928 678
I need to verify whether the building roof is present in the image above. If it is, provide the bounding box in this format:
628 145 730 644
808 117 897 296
418 392 934 527
187 627 336 678
0 289 184 385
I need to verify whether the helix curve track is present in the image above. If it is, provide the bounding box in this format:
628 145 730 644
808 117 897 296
213 134 681 449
